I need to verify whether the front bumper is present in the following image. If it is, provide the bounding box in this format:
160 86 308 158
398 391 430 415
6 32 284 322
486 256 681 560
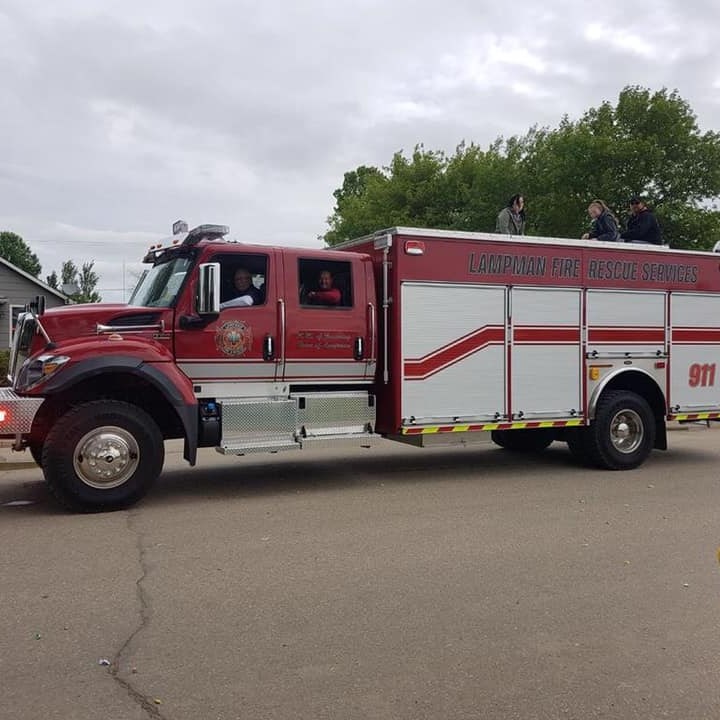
0 388 44 437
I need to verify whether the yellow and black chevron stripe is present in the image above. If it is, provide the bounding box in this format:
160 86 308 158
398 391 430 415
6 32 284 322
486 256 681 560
401 419 584 435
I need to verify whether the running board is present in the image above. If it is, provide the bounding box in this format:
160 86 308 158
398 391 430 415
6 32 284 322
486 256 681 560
388 432 495 448
217 432 381 456
298 432 380 450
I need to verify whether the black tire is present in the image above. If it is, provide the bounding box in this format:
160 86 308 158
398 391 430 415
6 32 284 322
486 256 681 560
29 442 43 467
42 400 164 512
584 390 655 470
565 428 588 463
565 428 592 466
491 428 555 453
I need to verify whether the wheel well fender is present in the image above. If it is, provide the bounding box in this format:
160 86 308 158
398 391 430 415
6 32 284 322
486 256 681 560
588 368 667 450
35 358 198 464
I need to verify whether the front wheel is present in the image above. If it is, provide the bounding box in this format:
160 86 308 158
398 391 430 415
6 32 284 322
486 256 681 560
42 401 165 512
585 391 655 470
29 442 43 467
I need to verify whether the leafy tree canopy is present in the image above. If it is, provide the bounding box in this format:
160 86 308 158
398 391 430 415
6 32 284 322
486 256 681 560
0 231 42 276
47 259 102 303
324 87 720 250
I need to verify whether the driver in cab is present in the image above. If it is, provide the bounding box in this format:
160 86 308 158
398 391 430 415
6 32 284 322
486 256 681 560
220 267 263 309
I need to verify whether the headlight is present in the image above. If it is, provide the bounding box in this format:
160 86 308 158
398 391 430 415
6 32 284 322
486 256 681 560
17 354 70 389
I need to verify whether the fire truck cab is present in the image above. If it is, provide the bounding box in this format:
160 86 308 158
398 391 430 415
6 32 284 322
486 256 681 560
2 222 719 511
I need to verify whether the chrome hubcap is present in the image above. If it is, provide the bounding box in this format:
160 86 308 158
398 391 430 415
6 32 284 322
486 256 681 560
610 410 644 454
73 426 140 489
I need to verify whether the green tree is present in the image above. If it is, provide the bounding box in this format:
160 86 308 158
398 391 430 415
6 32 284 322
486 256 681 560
324 87 720 249
46 270 59 289
50 259 102 303
59 260 78 289
0 231 42 276
523 87 720 247
77 261 101 303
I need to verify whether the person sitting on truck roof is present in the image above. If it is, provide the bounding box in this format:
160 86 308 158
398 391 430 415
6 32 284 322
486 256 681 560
581 200 620 242
220 267 264 309
495 194 526 236
306 270 342 306
620 197 662 245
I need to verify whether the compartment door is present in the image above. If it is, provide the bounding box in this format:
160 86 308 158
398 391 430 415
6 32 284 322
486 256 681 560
587 290 666 358
511 288 581 420
401 282 506 425
670 294 720 413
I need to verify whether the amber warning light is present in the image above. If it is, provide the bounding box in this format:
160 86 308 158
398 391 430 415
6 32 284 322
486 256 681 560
404 240 425 256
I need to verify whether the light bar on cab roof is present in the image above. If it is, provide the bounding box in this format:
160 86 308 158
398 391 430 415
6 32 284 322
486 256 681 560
143 221 230 262
173 220 189 235
186 224 230 241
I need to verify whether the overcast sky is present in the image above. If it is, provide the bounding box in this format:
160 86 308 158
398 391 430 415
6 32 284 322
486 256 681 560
1 0 718 301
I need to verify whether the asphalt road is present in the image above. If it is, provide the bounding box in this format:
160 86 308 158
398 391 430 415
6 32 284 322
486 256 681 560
1 430 720 720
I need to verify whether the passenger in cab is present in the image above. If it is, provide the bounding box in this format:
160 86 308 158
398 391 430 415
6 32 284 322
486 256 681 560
307 270 342 306
620 196 662 245
495 194 526 236
581 200 620 242
220 267 263 309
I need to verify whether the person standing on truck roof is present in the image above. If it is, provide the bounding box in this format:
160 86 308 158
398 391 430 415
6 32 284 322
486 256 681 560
620 196 662 245
220 267 264 309
581 200 621 242
495 194 526 235
307 270 342 306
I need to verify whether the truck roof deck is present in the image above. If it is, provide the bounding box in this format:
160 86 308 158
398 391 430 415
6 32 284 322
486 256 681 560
333 226 710 257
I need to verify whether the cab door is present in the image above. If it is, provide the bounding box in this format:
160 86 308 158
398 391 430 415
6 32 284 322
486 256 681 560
174 250 281 396
281 251 370 385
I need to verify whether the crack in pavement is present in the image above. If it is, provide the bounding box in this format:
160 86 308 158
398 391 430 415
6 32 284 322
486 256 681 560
109 508 170 720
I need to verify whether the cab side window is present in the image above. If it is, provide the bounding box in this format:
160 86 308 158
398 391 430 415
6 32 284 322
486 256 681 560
298 259 352 308
215 254 268 310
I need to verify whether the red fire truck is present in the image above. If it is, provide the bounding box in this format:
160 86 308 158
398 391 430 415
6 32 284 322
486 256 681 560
2 221 719 511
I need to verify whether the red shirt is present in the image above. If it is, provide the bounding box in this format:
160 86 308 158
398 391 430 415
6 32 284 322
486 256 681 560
309 288 342 305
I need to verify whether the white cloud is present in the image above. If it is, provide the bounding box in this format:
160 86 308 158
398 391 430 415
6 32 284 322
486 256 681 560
0 0 718 303
584 23 656 59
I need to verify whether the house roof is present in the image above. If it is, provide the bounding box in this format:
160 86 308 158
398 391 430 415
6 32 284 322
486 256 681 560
0 255 68 302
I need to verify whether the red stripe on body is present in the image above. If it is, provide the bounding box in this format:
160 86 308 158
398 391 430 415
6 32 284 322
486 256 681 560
513 327 580 343
673 328 720 343
404 325 505 379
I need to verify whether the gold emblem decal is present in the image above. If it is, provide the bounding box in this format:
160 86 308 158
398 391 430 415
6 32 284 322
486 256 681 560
215 321 253 357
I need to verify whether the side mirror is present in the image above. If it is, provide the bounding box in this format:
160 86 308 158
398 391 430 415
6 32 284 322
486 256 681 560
197 262 220 315
28 295 46 316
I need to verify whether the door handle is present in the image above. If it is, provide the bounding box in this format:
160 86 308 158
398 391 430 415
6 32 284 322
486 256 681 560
367 302 376 363
263 335 275 361
354 336 364 361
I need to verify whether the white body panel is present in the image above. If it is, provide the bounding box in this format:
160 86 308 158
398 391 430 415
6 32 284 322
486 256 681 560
399 282 720 426
586 290 666 357
670 294 720 412
511 288 582 419
401 283 505 422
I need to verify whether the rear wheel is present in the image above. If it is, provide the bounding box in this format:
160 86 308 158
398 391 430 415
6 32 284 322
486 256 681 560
491 428 555 453
584 390 655 470
565 428 591 465
42 400 164 512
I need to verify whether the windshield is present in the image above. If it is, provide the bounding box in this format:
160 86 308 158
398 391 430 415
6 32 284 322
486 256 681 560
128 256 193 307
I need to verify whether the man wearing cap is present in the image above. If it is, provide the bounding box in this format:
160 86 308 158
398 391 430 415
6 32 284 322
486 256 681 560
620 197 662 245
